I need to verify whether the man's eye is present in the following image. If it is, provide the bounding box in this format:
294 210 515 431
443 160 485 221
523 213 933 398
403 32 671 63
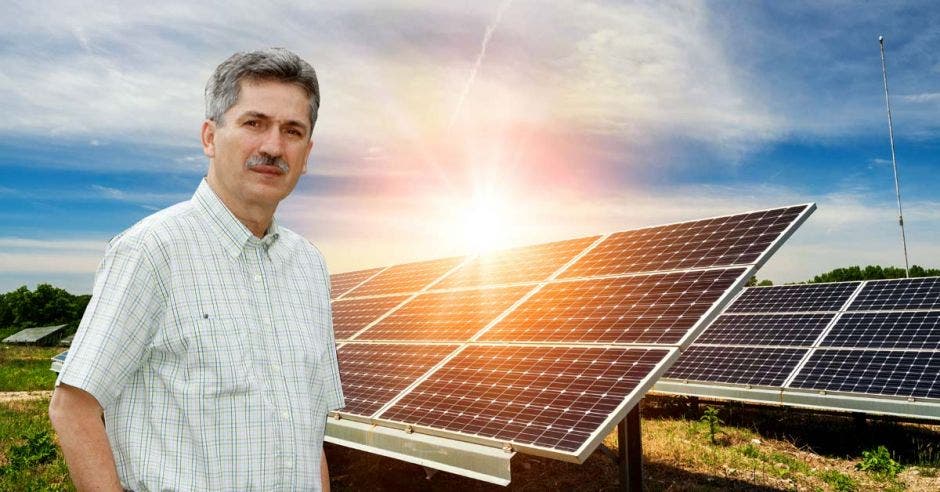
244 120 259 127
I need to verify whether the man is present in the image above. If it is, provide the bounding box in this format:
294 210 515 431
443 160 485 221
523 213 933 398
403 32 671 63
49 48 344 491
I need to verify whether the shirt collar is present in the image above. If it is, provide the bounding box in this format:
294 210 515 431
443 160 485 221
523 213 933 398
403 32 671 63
193 179 283 261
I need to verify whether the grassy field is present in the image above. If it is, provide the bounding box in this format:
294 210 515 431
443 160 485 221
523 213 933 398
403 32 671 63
0 344 60 392
1 345 938 490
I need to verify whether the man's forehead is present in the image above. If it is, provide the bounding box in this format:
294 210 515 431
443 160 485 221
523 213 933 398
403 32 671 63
229 80 310 121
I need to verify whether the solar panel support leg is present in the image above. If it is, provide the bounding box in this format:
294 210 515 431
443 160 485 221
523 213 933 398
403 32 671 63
618 406 642 491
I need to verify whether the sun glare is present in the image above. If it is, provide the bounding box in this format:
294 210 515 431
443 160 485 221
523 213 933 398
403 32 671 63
460 193 513 254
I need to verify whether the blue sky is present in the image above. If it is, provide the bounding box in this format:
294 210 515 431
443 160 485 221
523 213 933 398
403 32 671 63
1 1 938 294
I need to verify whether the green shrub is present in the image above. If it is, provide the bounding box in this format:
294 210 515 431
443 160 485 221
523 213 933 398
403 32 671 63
1 429 58 475
856 445 903 479
819 469 857 492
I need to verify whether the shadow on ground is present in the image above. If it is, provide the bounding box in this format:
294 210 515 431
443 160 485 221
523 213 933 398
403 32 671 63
326 442 786 491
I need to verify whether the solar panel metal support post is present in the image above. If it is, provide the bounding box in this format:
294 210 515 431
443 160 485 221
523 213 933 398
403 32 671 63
617 406 643 492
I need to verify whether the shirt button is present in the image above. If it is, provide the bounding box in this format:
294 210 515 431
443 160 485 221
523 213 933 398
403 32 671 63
253 274 262 282
272 365 282 375
281 412 290 420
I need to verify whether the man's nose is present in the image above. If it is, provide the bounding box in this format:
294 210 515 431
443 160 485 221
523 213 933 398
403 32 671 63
258 128 285 157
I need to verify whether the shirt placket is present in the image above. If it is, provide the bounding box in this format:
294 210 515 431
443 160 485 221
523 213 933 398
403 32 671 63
245 239 297 488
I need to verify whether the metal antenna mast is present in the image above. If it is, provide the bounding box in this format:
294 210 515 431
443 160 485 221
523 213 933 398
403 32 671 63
878 35 911 277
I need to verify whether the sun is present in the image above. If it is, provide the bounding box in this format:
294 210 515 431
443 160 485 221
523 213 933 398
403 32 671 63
459 192 513 254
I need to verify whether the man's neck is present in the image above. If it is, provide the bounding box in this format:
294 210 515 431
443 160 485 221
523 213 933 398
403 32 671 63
205 178 274 238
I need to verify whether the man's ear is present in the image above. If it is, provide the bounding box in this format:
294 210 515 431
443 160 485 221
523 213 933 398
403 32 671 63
301 138 314 175
201 120 217 158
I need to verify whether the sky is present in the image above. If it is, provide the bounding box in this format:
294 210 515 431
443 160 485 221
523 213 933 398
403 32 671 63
1 0 938 294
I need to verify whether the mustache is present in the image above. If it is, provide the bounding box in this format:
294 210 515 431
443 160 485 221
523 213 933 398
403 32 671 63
245 154 290 173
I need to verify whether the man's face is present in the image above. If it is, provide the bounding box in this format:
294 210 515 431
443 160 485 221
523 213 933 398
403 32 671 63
202 79 313 212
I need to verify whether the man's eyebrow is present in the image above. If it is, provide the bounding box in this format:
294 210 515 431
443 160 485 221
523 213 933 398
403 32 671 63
240 111 308 131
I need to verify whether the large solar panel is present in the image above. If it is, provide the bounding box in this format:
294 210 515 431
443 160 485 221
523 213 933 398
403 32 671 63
335 343 459 416
666 346 807 387
357 286 533 341
657 277 940 421
559 206 806 279
325 203 813 473
478 268 745 345
330 267 384 299
791 349 940 399
378 345 673 453
726 282 860 313
848 276 940 311
344 256 464 297
433 236 600 289
332 295 410 339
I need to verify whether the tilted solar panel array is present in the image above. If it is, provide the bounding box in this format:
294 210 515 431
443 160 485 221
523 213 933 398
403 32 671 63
659 277 940 418
327 204 813 461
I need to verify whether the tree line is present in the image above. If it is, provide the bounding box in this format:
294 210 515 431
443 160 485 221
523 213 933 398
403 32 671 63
0 284 91 332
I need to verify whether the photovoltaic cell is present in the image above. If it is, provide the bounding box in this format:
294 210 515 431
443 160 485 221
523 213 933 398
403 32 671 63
344 256 464 297
694 314 833 346
790 349 940 399
559 206 806 279
480 268 745 345
434 236 599 289
379 345 671 452
330 267 384 299
725 282 860 313
358 286 533 341
848 277 940 311
336 343 459 417
820 312 940 350
331 295 410 339
665 346 807 387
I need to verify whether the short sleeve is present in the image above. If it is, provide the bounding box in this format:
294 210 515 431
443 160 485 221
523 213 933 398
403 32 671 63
57 232 166 409
318 257 344 412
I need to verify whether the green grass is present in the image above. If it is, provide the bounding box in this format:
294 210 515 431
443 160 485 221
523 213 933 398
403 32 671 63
0 398 72 491
0 345 60 392
819 469 858 491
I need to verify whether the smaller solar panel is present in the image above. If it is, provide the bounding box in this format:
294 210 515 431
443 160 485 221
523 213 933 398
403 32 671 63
331 295 410 339
726 282 860 313
666 346 807 387
53 350 68 362
790 349 940 399
848 277 940 311
820 312 940 350
434 236 599 289
694 314 834 346
330 267 384 299
344 256 464 297
379 345 671 452
336 343 459 417
559 206 807 278
480 268 745 345
358 286 532 341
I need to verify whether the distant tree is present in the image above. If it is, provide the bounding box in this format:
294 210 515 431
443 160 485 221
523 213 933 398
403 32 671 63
809 265 940 284
1 284 89 330
746 276 774 287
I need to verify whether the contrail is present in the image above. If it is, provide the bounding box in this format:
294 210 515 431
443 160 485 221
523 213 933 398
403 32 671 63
447 0 513 131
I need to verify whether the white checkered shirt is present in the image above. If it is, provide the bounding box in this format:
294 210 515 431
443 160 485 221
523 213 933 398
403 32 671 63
58 179 345 491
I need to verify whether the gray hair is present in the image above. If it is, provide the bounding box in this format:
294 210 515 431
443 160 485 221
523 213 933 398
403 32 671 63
205 48 320 135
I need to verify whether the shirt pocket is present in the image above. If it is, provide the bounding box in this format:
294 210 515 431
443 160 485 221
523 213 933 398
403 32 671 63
175 315 254 399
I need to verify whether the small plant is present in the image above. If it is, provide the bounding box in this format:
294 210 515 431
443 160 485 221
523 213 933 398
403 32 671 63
819 469 857 492
740 443 762 459
0 429 57 475
856 445 903 479
699 406 722 445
